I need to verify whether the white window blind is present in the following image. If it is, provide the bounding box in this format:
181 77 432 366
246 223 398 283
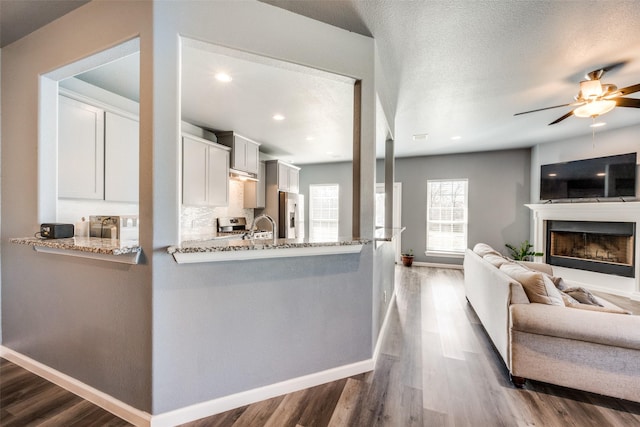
309 184 339 241
426 179 468 253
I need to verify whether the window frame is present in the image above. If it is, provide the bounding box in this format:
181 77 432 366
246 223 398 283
308 183 340 242
425 179 468 256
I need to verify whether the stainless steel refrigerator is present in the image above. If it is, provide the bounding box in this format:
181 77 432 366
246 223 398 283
278 191 304 239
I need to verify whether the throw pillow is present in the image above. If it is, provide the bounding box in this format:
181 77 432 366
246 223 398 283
563 287 603 307
500 263 564 306
559 290 579 306
483 253 511 268
473 243 501 257
549 275 568 291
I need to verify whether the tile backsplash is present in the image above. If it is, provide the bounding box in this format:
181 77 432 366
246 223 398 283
180 179 254 240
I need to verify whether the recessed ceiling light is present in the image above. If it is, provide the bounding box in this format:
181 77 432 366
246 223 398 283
590 122 607 128
412 133 428 141
273 114 285 121
596 172 606 177
451 135 462 140
214 72 232 83
548 173 557 177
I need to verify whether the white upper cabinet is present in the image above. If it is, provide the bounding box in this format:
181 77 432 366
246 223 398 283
58 96 105 199
244 161 266 208
58 94 139 202
105 112 139 202
217 131 260 175
182 134 230 207
267 160 301 194
277 161 300 193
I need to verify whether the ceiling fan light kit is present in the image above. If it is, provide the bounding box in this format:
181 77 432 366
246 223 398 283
514 67 640 125
573 99 616 118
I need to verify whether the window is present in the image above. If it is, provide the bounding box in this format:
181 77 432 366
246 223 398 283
375 190 385 228
309 184 339 241
426 179 468 254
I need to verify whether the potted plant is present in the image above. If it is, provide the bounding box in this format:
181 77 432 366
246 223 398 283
401 249 414 267
505 240 543 261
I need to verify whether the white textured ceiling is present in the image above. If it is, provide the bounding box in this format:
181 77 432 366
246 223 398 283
262 0 640 158
7 1 640 161
180 40 355 164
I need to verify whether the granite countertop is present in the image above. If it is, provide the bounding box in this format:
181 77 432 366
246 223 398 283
168 236 370 255
10 236 141 256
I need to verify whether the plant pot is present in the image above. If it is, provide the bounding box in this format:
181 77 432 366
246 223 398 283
401 255 414 267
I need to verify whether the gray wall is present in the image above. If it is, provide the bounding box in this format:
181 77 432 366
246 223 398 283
382 148 532 264
152 1 377 415
0 2 153 411
299 161 353 238
153 248 373 412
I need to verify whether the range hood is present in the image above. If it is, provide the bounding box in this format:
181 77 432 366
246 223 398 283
229 168 258 182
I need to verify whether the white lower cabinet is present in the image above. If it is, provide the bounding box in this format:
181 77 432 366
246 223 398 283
182 134 230 207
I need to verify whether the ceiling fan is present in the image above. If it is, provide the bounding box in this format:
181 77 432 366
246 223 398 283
514 68 640 125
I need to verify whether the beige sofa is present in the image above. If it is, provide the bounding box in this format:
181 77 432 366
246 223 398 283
464 243 640 403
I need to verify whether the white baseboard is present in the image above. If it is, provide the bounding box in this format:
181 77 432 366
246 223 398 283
1 344 374 427
150 358 374 427
411 261 463 270
0 346 152 426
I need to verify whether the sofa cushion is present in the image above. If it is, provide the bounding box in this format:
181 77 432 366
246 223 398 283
473 243 501 257
510 303 640 351
483 253 511 268
500 263 563 306
563 287 603 306
565 302 631 315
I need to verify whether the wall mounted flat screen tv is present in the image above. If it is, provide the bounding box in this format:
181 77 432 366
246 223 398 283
540 152 637 201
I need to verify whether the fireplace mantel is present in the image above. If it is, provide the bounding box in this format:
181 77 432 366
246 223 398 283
526 202 640 299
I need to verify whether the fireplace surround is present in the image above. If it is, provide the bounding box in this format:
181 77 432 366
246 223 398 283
546 220 635 278
526 202 640 298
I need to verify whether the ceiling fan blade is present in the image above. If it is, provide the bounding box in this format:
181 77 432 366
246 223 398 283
616 97 640 108
548 110 574 125
617 83 640 96
514 103 572 116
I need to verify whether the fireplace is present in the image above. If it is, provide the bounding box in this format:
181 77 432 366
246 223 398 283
546 221 636 278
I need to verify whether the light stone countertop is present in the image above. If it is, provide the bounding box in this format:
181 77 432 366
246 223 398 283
167 236 370 255
10 236 141 256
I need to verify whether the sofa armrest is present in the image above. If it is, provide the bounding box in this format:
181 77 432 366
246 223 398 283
510 303 640 351
519 261 553 276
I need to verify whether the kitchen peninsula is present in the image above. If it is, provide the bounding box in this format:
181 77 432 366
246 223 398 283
168 236 368 263
10 236 141 264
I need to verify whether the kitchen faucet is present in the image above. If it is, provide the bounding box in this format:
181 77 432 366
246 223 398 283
246 214 278 245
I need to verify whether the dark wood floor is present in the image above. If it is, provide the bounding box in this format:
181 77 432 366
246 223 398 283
181 266 640 426
3 267 640 426
0 357 132 426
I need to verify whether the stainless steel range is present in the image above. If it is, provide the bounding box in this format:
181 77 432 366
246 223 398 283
217 217 273 239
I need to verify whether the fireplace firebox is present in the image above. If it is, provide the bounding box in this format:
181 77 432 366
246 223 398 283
546 220 636 278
